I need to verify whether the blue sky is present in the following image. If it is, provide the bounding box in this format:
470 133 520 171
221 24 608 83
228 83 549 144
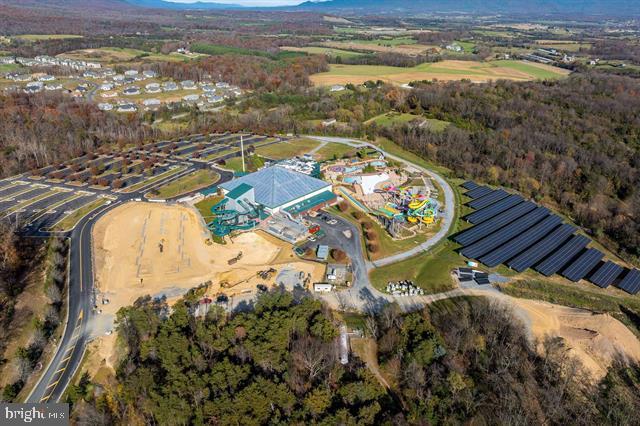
166 0 303 5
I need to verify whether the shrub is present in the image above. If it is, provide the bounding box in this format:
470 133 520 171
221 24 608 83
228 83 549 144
367 243 379 253
331 249 347 262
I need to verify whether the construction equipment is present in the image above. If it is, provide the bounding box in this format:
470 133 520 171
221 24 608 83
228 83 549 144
257 268 276 280
228 251 243 265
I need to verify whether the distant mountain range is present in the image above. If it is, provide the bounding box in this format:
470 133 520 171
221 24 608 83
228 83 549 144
125 0 243 9
3 0 639 16
296 0 640 16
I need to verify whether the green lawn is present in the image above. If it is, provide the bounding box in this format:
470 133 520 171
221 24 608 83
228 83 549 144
223 154 266 173
280 46 364 59
313 143 356 161
52 198 107 231
364 112 451 131
0 63 21 73
255 138 321 160
349 36 417 46
369 239 461 294
195 195 225 221
121 166 186 193
148 169 220 199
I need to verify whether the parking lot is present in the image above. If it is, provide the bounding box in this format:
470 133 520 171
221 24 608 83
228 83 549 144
297 210 369 289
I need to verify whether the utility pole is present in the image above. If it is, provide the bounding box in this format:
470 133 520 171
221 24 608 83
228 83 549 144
240 134 245 173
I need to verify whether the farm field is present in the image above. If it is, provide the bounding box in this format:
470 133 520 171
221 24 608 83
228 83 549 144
14 34 83 41
319 40 438 56
57 47 205 64
280 46 364 59
310 59 570 86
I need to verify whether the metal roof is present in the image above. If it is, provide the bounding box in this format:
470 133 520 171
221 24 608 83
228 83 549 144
220 166 330 209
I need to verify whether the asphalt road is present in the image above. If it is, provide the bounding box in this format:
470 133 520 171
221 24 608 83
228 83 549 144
24 164 233 403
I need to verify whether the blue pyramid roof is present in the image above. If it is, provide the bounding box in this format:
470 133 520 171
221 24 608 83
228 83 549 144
220 166 330 209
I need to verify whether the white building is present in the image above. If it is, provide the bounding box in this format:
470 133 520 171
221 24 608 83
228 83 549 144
142 70 157 79
123 86 140 96
330 84 345 92
145 83 161 93
98 103 113 111
314 283 333 293
181 80 196 90
219 166 334 215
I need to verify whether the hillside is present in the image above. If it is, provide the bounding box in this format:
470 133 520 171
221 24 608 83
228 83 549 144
297 0 640 16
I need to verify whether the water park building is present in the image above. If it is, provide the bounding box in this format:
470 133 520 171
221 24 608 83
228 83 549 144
219 166 333 215
207 166 335 237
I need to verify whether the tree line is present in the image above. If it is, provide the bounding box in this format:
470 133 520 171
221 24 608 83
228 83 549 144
70 291 640 424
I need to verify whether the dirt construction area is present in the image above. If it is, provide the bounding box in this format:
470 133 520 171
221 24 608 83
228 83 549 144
511 298 640 379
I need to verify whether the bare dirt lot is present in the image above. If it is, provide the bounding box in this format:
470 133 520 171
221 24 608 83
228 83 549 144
91 202 325 370
511 298 640 379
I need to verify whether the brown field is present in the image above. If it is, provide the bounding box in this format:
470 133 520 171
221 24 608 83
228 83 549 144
310 60 570 86
91 202 325 370
512 298 640 379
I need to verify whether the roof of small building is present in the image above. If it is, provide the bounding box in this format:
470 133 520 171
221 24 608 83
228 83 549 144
220 166 329 209
226 183 253 200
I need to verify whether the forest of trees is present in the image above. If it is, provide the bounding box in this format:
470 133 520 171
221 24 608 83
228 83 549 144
0 226 68 402
0 92 160 178
72 291 640 424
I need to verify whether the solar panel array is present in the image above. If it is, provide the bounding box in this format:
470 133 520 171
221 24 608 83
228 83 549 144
457 182 639 295
590 261 624 288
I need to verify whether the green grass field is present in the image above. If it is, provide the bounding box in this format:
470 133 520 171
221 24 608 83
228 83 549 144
498 60 570 79
349 36 417 46
0 63 21 73
313 142 356 161
15 34 83 41
223 154 266 173
59 47 205 64
280 46 364 59
195 195 224 221
255 138 321 159
364 112 451 131
122 166 186 193
148 169 220 199
191 43 302 60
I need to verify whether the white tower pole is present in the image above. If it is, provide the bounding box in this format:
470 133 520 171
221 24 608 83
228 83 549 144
241 135 245 173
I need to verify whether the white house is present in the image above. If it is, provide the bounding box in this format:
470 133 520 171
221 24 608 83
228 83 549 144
330 84 345 92
145 82 161 93
98 103 113 111
142 70 157 79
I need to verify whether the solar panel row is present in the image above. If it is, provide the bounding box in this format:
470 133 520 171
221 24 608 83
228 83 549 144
454 201 536 246
479 214 563 267
464 194 524 224
589 261 624 288
465 186 493 199
505 223 577 272
617 269 640 295
462 181 479 191
534 234 590 276
460 207 550 260
561 248 604 282
467 189 510 210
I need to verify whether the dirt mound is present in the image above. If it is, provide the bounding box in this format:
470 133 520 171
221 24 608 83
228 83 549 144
512 299 640 379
